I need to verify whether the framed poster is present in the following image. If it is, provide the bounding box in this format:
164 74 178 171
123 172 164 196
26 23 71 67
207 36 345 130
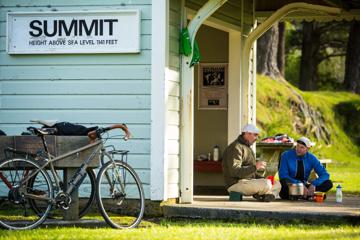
198 63 228 110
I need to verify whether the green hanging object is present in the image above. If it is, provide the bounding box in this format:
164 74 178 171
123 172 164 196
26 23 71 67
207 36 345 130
190 40 201 67
180 28 192 56
180 27 201 67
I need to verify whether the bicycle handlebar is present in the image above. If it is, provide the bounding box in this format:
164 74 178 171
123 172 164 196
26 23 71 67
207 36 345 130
87 123 132 141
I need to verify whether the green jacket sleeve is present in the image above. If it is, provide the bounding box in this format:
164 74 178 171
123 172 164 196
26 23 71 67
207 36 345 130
227 144 257 178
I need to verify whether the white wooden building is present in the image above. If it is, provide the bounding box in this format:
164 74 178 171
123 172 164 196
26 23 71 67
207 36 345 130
0 0 359 203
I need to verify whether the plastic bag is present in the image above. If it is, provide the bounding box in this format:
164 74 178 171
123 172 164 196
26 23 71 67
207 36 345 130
180 28 192 56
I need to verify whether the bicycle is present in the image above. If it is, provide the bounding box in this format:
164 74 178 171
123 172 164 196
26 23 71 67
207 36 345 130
1 146 96 219
0 124 145 230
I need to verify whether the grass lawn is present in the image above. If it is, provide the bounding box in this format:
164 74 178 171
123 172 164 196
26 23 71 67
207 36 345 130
0 218 359 240
329 165 360 195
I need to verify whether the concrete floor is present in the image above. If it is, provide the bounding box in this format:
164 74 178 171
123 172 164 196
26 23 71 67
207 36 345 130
163 195 360 223
38 194 359 228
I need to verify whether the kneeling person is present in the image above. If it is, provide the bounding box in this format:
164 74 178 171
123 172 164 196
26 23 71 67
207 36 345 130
222 124 281 202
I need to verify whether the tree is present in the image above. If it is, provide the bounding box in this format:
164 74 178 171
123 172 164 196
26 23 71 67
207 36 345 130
298 21 349 91
344 20 360 94
256 23 282 79
277 22 286 76
299 21 321 91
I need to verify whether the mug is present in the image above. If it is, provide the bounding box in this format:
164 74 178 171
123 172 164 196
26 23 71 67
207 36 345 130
314 192 325 203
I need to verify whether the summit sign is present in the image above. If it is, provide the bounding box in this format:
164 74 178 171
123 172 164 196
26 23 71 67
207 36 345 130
7 10 140 54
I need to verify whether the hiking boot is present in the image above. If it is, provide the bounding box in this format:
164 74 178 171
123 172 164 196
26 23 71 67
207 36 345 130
262 194 275 202
253 193 262 201
253 193 275 202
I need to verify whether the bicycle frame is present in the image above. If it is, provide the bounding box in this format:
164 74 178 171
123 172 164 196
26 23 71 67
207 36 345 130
16 139 103 203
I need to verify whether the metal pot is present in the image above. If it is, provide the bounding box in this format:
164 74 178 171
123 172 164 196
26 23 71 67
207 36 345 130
288 183 304 198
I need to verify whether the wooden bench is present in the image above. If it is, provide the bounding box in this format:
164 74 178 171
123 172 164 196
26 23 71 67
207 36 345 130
193 160 227 195
319 159 332 168
194 160 222 173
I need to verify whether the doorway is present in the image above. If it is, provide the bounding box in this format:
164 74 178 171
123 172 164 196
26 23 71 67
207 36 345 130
193 25 229 195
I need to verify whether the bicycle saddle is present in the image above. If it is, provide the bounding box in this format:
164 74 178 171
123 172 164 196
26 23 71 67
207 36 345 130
30 119 58 127
27 127 57 136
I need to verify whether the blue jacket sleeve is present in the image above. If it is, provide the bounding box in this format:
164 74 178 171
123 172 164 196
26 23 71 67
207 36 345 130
279 151 302 184
310 155 330 186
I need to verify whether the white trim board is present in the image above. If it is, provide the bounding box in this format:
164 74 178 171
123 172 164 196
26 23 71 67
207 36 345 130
150 0 169 201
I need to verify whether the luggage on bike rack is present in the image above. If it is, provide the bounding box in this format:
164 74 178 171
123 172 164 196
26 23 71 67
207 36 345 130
29 120 98 136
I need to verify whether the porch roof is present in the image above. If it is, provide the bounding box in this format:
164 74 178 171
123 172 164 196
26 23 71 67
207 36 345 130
256 0 360 11
186 0 360 26
256 0 360 22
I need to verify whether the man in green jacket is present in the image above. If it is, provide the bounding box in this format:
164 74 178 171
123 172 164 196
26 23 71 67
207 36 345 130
222 124 281 202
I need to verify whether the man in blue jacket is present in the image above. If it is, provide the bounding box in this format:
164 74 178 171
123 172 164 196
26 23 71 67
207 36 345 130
279 137 333 200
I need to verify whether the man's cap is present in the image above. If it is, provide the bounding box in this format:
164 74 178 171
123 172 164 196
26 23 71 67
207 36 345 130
296 136 315 148
242 124 260 134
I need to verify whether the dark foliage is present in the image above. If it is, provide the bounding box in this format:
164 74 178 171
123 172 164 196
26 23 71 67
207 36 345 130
334 100 360 147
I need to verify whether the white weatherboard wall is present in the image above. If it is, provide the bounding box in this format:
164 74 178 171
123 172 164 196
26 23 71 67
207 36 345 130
0 1 152 199
150 0 167 201
167 0 182 199
150 0 181 201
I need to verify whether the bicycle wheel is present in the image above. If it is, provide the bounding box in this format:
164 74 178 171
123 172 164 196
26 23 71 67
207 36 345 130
28 168 96 219
96 160 145 229
0 158 52 230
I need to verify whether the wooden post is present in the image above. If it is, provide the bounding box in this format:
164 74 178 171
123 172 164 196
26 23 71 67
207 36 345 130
63 168 79 221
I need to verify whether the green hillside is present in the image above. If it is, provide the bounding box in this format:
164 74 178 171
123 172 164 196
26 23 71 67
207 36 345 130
256 75 360 194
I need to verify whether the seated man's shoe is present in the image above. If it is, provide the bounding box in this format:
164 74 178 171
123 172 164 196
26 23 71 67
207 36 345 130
262 194 275 202
253 193 262 201
253 194 275 202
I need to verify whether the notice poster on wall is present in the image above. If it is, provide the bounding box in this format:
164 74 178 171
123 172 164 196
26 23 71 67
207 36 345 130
7 10 140 54
198 63 228 110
